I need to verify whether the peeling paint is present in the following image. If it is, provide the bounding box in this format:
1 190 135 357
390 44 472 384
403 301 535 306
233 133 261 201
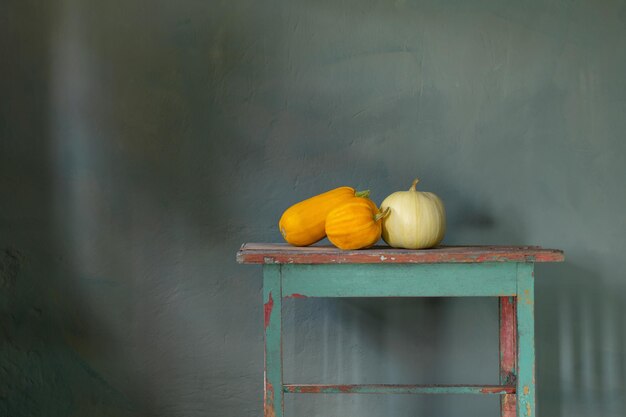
523 289 533 305
501 394 516 415
264 292 274 329
499 296 517 387
264 381 276 417
285 293 307 299
479 386 511 394
284 384 515 395
237 244 564 264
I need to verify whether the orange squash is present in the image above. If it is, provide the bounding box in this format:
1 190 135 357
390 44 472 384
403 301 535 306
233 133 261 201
325 199 390 250
279 187 371 246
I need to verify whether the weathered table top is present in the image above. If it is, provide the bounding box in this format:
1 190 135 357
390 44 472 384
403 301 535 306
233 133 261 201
236 243 564 264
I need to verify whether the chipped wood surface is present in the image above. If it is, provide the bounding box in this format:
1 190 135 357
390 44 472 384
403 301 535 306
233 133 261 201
500 296 518 416
501 394 517 416
283 384 516 395
237 243 564 264
500 296 517 384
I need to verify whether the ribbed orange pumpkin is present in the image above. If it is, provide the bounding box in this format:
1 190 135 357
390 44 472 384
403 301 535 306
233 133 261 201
279 187 371 246
325 200 390 250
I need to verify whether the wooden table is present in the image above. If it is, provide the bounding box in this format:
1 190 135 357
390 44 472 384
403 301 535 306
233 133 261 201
237 243 564 417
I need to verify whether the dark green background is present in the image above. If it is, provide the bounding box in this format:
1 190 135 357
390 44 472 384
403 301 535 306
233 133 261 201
2 0 625 416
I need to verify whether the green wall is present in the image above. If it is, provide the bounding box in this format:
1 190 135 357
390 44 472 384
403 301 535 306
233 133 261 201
2 0 625 416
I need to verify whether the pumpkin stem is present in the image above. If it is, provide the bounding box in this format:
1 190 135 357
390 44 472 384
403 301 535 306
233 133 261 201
374 207 391 222
355 190 370 198
410 178 420 191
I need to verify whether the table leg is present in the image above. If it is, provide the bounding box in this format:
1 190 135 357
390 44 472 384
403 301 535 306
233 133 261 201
516 263 535 417
500 296 517 416
264 265 283 417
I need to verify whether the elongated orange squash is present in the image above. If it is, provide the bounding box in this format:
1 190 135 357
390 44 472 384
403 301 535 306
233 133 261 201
279 187 370 246
325 200 390 250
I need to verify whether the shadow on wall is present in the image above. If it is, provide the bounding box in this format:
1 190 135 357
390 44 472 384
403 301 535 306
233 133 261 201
0 1 137 416
452 205 626 416
3 0 287 416
16 7 243 417
538 260 626 417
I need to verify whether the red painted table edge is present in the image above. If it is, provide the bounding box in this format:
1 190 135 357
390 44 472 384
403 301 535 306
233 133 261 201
236 243 565 264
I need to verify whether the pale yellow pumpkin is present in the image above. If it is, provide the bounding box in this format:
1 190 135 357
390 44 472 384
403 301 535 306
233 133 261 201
380 178 446 249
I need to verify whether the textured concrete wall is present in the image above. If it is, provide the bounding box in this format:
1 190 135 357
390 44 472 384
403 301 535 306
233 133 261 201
2 0 626 416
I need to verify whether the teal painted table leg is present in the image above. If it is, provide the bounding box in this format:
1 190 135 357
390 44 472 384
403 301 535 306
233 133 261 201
516 263 535 417
263 265 283 417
